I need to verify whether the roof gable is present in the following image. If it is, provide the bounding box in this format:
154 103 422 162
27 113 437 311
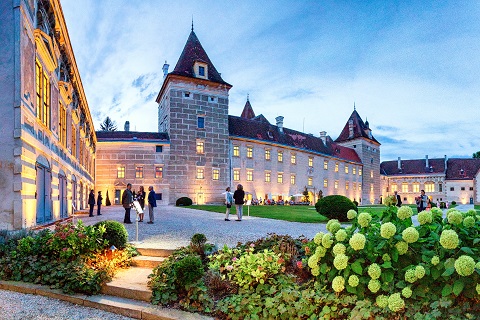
240 98 255 119
335 109 379 144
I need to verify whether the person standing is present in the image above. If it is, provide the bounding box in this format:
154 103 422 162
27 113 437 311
122 183 134 224
97 191 103 216
233 184 245 221
224 187 233 221
88 189 95 217
137 186 146 222
394 191 402 207
147 186 157 224
418 190 428 212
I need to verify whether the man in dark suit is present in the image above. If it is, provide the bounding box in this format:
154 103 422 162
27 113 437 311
394 191 402 207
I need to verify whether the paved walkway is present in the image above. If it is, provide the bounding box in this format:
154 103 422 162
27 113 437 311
78 205 328 249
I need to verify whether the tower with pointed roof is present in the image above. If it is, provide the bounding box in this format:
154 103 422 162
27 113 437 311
335 108 381 204
156 28 232 204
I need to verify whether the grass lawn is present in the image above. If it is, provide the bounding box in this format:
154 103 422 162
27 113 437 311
358 204 419 216
187 205 329 223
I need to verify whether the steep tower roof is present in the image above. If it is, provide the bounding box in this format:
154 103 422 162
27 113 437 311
335 109 380 144
240 96 255 119
170 30 231 86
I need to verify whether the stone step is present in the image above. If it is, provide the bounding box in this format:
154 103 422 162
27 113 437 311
132 255 166 268
101 266 152 302
136 247 175 257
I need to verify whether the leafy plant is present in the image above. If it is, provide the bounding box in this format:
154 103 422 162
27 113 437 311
176 197 193 206
315 195 357 221
94 220 128 249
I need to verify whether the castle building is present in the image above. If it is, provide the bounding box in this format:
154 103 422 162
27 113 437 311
0 0 96 229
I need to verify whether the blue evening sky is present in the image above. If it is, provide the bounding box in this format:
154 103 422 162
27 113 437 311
61 0 480 161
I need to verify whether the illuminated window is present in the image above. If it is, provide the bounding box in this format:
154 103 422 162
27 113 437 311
308 177 313 186
334 180 338 189
370 184 374 192
359 184 362 191
278 151 283 162
135 166 144 178
233 145 239 157
346 182 349 190
117 167 125 178
425 181 435 192
402 182 409 193
345 165 349 174
246 170 253 181
291 154 296 164
59 103 67 147
324 179 328 188
291 174 296 185
265 171 271 182
212 169 219 180
412 183 419 193
353 167 356 175
247 146 253 158
335 163 339 172
353 182 356 190
196 140 204 154
231 170 239 181
265 149 271 160
370 170 373 178
277 173 283 184
323 160 328 170
359 168 362 176
196 167 205 179
36 59 50 128
391 184 398 192
155 167 163 179
308 157 313 167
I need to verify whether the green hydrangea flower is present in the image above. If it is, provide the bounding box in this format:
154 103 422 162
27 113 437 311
335 229 348 242
397 206 413 220
368 263 382 279
326 219 341 234
388 293 405 312
380 222 396 239
405 269 417 283
454 255 475 276
463 216 475 228
447 210 463 225
357 212 372 228
440 229 459 250
333 254 349 270
322 233 333 248
402 287 412 298
332 276 345 293
417 211 433 225
415 265 425 279
382 253 391 262
431 255 440 266
332 243 346 256
384 195 397 207
315 245 327 257
347 209 357 220
349 233 366 251
395 241 409 255
376 295 389 308
348 275 359 287
431 207 443 219
368 279 381 293
402 227 419 243
466 209 477 216
476 283 480 295
476 262 480 270
308 254 319 268
311 266 320 276
313 232 325 245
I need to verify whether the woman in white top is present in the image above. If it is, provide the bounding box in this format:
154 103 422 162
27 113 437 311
224 187 233 221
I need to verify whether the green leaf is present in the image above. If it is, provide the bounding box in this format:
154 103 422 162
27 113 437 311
351 261 363 275
383 270 394 283
391 248 399 262
431 267 441 280
442 267 455 277
473 238 480 245
381 261 392 269
441 284 452 297
444 258 455 270
452 280 464 296
346 285 357 294
460 247 474 255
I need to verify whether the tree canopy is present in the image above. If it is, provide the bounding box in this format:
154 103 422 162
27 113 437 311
100 117 117 131
473 151 480 158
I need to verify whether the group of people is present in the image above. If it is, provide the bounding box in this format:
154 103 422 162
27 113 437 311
394 190 432 212
121 184 157 224
224 184 245 221
88 190 103 217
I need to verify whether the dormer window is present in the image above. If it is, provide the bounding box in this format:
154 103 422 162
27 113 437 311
460 169 465 175
194 61 208 79
198 66 205 76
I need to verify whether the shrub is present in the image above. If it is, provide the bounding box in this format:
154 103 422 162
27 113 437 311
451 200 457 205
174 254 204 287
94 220 128 249
176 197 193 206
315 195 357 221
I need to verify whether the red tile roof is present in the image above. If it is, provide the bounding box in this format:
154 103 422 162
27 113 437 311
335 110 379 144
381 158 445 175
445 158 480 180
96 131 169 142
240 99 255 119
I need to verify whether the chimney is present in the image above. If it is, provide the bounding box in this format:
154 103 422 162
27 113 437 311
425 155 429 168
124 121 130 132
444 155 448 173
397 157 401 170
320 131 327 144
162 61 169 79
275 116 284 133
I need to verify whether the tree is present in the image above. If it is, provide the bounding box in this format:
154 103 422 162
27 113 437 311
473 151 480 159
105 190 111 206
303 187 310 204
100 117 117 131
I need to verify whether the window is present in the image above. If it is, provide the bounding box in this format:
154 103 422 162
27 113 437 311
198 66 205 76
345 165 349 174
184 91 190 98
308 157 314 167
59 103 67 147
353 167 356 175
233 169 240 181
136 166 144 178
370 170 373 178
334 180 338 189
71 124 77 157
450 187 454 191
391 184 397 192
370 184 374 192
36 59 50 128
117 166 125 178
359 184 362 191
353 182 356 190
402 182 408 193
233 145 239 157
156 145 163 152
247 146 253 158
359 168 362 176
413 183 420 193
265 149 271 160
246 170 253 181
469 187 474 191
277 151 283 162
425 182 435 192
439 183 443 192
291 174 296 185
212 169 219 180
346 181 349 190
196 167 205 179
335 163 339 172
265 171 271 182
155 167 163 179
197 116 205 129
308 177 313 186
196 140 204 154
277 173 283 184
291 154 296 164
324 179 328 188
461 187 465 191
